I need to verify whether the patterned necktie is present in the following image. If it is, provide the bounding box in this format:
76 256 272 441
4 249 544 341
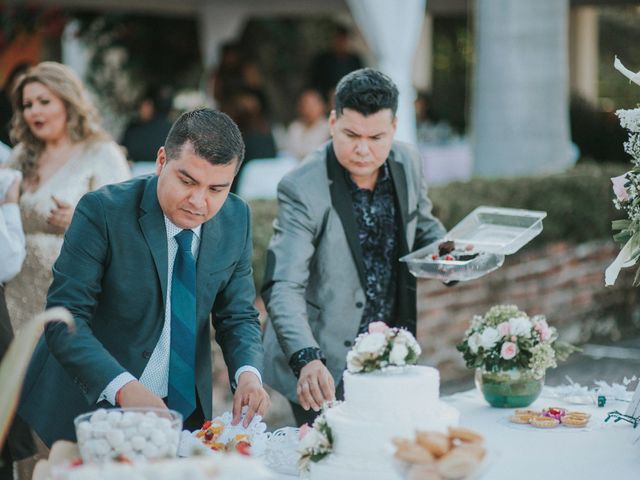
168 229 196 419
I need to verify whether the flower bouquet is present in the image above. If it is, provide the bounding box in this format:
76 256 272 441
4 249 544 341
346 322 421 374
606 57 640 286
456 305 577 407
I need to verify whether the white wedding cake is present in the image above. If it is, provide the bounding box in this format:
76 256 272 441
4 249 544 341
300 323 460 480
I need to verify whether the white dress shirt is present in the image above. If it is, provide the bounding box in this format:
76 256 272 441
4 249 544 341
100 216 261 405
0 203 26 284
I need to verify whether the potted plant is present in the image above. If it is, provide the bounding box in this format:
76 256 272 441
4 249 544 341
456 305 577 408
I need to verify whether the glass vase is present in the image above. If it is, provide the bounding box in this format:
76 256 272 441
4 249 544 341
475 367 544 408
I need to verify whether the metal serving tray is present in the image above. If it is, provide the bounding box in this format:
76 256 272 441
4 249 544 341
400 206 546 281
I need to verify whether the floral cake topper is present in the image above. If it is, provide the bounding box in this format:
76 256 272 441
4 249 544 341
346 322 421 373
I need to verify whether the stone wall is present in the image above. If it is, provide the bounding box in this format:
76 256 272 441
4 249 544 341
417 240 640 382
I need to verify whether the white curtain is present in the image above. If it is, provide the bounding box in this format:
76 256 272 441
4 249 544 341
197 3 249 69
472 0 573 177
347 0 426 144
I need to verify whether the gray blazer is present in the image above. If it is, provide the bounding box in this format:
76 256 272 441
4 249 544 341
262 141 445 402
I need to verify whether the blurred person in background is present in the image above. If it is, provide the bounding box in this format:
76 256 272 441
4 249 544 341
309 25 363 101
121 86 173 163
415 91 454 146
0 62 32 147
228 89 277 193
5 61 130 332
0 171 34 480
285 88 330 161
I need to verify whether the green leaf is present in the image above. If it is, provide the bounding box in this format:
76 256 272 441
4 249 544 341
612 219 632 230
0 308 74 450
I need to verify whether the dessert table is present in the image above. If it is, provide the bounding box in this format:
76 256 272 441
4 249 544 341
269 387 639 479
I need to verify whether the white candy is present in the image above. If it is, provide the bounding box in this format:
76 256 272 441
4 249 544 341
106 429 125 448
123 427 138 439
91 421 110 438
93 439 111 456
142 443 160 459
120 411 138 427
149 429 166 447
106 411 123 427
165 429 179 446
137 419 154 437
76 429 92 443
114 440 132 455
144 411 159 420
157 418 172 431
89 409 108 424
130 435 146 451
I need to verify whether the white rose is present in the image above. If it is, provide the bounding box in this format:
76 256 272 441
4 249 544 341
480 327 500 349
389 343 409 365
508 316 532 337
346 350 364 373
356 332 387 355
299 428 323 451
468 332 482 354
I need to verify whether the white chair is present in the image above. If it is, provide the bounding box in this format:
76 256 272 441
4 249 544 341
236 156 298 200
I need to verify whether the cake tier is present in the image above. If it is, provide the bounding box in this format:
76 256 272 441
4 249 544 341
342 366 441 418
325 400 459 460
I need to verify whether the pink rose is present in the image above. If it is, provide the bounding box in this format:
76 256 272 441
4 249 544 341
534 319 551 341
497 322 510 337
368 321 389 334
500 342 518 360
298 423 312 440
611 174 630 202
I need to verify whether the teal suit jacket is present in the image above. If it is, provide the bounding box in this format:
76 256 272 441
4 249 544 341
18 175 263 446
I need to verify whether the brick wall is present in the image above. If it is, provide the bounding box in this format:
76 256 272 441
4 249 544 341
417 240 640 381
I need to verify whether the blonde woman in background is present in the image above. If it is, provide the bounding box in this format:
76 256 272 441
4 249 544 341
5 61 130 331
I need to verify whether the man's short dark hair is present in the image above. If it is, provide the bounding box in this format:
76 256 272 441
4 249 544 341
164 108 245 169
334 68 399 117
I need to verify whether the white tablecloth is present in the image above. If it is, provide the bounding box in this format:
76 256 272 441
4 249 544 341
443 388 639 480
270 388 640 479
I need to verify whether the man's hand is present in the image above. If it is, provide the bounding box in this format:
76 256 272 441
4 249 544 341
232 371 270 427
297 359 335 412
47 195 73 233
2 176 20 204
117 380 168 410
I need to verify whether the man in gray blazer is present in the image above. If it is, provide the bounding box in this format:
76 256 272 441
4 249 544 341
19 109 270 446
262 69 446 425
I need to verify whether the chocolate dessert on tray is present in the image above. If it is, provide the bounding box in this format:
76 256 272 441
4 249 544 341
401 206 547 281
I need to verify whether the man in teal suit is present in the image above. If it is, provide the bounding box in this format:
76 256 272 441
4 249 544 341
18 109 270 447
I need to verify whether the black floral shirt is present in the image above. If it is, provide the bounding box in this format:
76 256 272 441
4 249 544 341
288 161 399 377
346 162 398 333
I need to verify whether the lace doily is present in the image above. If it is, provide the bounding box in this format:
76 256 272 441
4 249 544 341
261 427 301 475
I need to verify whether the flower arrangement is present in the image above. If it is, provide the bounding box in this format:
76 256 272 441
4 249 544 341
346 322 421 374
297 408 334 472
606 57 640 286
456 305 577 380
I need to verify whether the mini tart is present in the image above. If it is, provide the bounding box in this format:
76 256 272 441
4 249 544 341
565 411 591 420
529 416 560 428
514 409 540 417
561 416 589 428
510 414 533 424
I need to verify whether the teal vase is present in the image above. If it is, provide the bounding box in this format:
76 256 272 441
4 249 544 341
475 367 544 408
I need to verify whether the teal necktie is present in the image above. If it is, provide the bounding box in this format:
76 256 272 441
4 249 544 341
168 229 196 419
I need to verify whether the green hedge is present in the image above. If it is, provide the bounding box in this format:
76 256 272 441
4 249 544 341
249 162 625 291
